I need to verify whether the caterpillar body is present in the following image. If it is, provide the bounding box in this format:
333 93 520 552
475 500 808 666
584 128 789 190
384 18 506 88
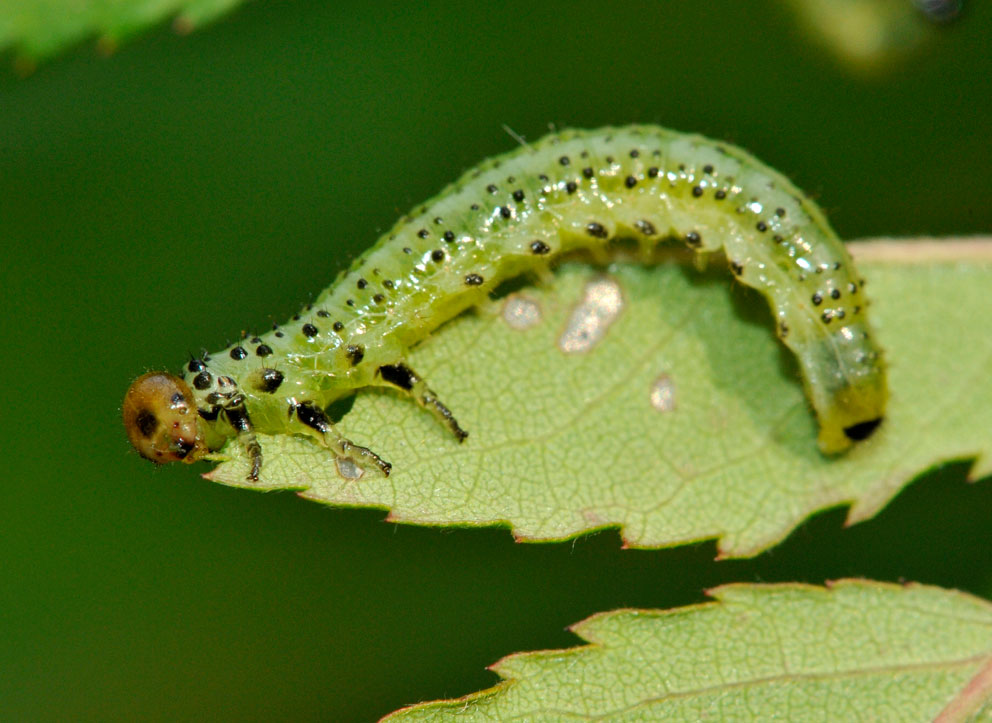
123 125 886 481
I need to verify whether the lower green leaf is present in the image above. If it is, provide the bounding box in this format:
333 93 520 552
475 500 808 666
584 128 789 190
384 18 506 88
384 580 992 721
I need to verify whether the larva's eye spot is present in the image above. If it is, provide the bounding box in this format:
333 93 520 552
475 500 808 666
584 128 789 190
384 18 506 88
843 418 882 442
123 372 205 466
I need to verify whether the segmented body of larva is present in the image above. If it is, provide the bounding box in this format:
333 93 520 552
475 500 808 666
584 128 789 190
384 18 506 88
123 126 886 480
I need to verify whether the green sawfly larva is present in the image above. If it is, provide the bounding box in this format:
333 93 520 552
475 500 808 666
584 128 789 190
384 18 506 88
124 125 887 481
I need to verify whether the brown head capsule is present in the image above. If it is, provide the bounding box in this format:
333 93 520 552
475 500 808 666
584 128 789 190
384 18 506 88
123 372 206 466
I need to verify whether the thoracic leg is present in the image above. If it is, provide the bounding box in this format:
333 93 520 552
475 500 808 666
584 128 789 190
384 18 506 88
293 401 392 476
377 363 468 442
221 394 263 481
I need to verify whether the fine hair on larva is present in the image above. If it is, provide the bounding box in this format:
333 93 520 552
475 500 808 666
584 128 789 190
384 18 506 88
124 125 886 481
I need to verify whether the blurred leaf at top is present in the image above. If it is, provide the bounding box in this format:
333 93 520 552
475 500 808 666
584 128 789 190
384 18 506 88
779 0 962 74
209 245 992 558
0 0 246 63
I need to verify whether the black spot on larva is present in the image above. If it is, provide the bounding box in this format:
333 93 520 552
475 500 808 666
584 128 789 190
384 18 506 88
844 418 882 442
538 174 549 182
647 166 659 178
635 220 657 236
230 346 247 360
300 323 317 339
486 184 497 194
812 293 823 306
678 163 685 171
275 331 285 338
848 282 858 294
566 181 577 194
815 267 824 274
295 401 330 434
582 166 594 179
779 321 789 337
346 345 365 366
703 164 714 174
346 299 355 307
512 189 524 202
773 234 784 243
625 175 637 188
378 363 416 391
256 344 273 357
373 293 385 304
586 222 608 239
692 185 703 197
499 206 511 219
776 207 786 217
256 369 284 393
836 309 846 320
316 310 329 318
250 336 262 344
193 371 212 390
403 247 412 254
833 261 842 270
685 231 702 247
465 273 484 286
383 279 395 290
443 231 455 242
530 240 551 255
606 155 614 164
431 249 445 262
433 216 443 224
187 359 206 373
559 155 570 166
629 149 639 158
821 311 833 324
417 229 429 238
292 314 300 321
357 278 367 290
756 221 768 232
171 391 185 405
507 176 515 183
715 189 727 200
470 203 480 211
831 288 841 300
730 261 744 276
332 321 344 332
136 409 158 438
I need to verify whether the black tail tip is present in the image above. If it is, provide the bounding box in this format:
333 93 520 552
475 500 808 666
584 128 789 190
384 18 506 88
843 418 883 442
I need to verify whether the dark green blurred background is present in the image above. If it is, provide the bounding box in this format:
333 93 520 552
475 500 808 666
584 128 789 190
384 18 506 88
2 1 990 720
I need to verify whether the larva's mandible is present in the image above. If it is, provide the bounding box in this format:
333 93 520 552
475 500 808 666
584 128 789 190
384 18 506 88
124 126 887 480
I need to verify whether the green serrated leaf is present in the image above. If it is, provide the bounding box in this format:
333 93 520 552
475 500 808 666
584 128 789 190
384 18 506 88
383 580 992 721
0 0 246 61
208 243 992 557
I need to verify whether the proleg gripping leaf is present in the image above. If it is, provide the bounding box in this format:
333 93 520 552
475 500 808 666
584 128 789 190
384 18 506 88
384 580 992 721
208 248 992 557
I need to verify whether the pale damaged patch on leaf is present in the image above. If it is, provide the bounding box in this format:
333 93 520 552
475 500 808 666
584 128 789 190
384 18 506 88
384 580 992 722
0 0 247 64
208 245 992 557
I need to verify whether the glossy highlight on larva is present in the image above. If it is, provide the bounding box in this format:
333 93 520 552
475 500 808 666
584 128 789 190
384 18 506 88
123 125 887 480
